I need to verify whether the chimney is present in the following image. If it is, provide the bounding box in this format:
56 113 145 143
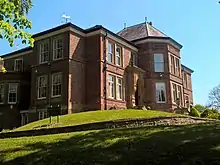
149 21 152 26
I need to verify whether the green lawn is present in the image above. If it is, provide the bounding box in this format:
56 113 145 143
1 123 220 165
15 110 178 132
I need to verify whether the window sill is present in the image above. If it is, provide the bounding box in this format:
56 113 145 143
37 97 47 100
51 95 61 98
52 57 63 61
107 98 126 103
39 61 49 65
107 62 124 69
156 101 166 104
8 102 17 105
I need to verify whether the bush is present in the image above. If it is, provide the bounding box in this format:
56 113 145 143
211 109 218 113
189 107 200 117
207 113 220 120
200 109 218 118
200 110 211 118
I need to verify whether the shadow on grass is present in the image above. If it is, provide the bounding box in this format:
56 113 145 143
1 123 220 165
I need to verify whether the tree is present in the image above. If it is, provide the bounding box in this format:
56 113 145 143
0 57 6 72
194 104 206 112
0 0 34 47
208 84 220 109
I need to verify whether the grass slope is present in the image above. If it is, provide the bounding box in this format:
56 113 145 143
15 110 178 132
1 123 220 165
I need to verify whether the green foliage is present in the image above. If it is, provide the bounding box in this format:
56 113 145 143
200 110 211 118
189 107 200 117
0 0 34 47
206 113 220 120
201 109 220 119
0 57 6 73
194 104 206 112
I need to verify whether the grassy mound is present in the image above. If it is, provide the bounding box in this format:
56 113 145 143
15 110 178 132
0 123 220 164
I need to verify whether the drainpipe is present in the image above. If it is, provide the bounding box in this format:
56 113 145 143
181 69 185 107
103 33 108 110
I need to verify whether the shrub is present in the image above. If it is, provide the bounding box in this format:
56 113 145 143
200 110 211 118
189 107 200 117
207 113 220 120
211 109 218 113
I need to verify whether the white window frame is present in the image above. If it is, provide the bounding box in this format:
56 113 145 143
172 83 177 103
170 55 175 74
116 77 123 100
14 58 23 72
21 112 28 126
37 75 47 99
177 85 182 105
53 37 63 60
39 40 49 64
108 42 114 63
175 58 180 76
116 45 123 67
156 82 166 103
39 111 48 120
131 53 137 66
108 74 115 99
154 53 164 72
184 72 188 88
0 84 4 104
51 73 62 97
185 95 189 107
8 83 18 104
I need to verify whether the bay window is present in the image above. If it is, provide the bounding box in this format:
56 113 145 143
154 53 164 72
156 82 166 103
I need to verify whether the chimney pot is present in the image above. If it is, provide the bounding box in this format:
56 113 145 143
149 22 152 26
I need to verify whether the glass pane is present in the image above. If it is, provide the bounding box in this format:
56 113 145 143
108 75 113 82
155 63 164 72
108 53 113 63
154 54 164 62
108 43 113 53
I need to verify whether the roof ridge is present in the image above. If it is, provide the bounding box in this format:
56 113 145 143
147 22 168 37
117 22 145 34
145 22 149 36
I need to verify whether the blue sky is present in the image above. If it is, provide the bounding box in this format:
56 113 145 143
0 0 220 105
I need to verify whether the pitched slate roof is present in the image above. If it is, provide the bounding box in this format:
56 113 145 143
117 22 169 41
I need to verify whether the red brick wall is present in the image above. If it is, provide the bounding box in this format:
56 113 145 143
100 37 133 110
137 42 172 111
30 32 70 112
68 32 86 113
85 34 101 110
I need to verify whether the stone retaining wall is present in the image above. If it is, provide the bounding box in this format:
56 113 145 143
0 116 217 139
